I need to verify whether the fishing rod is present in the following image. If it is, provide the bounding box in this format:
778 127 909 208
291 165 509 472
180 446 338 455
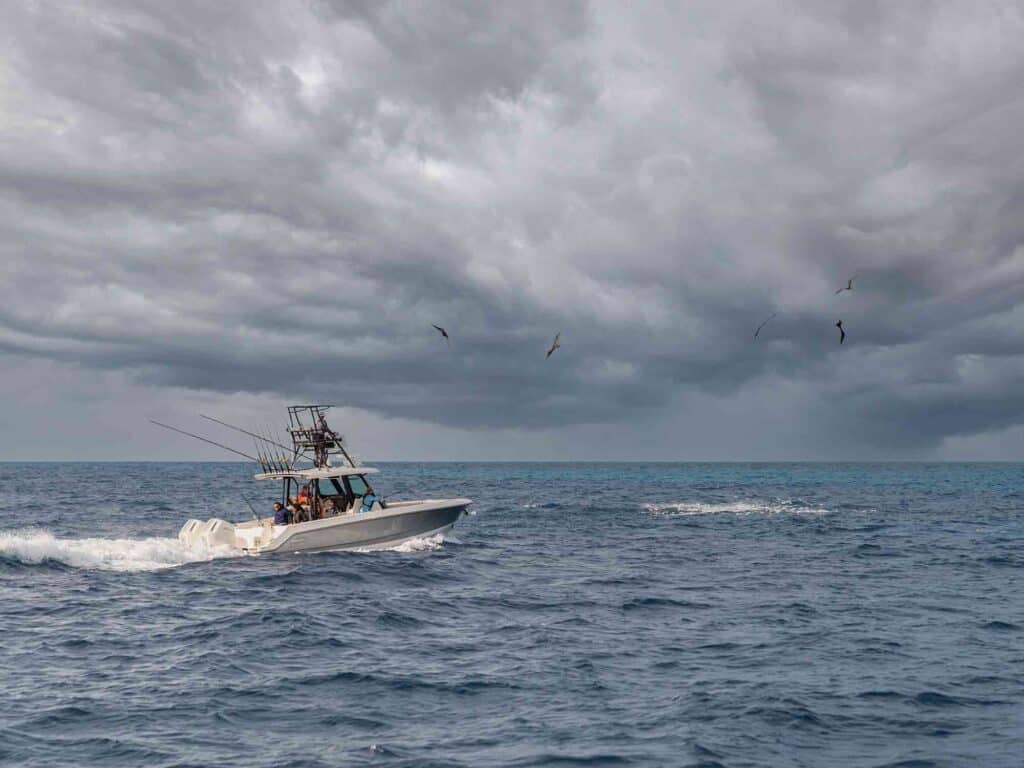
240 493 261 522
149 420 260 463
251 437 270 474
249 428 274 473
200 413 313 466
262 424 285 473
262 428 282 475
264 424 289 472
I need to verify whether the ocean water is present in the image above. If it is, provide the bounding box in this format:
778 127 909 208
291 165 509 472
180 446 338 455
0 462 1022 768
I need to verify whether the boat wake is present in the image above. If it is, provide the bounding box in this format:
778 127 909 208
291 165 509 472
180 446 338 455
642 500 830 516
1 528 460 569
0 528 239 572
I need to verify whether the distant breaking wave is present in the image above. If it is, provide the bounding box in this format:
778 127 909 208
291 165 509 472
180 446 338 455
0 529 238 572
642 500 830 516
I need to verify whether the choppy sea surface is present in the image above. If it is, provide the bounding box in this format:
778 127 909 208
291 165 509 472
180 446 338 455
1 462 1022 768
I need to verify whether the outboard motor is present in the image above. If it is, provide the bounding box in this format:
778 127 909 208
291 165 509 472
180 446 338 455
202 519 237 549
178 519 203 547
178 518 237 549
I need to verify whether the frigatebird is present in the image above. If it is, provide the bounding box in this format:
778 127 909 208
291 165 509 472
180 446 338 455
835 275 857 294
432 324 450 345
546 332 561 359
836 320 846 344
754 313 777 339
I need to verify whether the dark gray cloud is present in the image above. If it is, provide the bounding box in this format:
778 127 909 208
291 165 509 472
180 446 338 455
2 1 1024 458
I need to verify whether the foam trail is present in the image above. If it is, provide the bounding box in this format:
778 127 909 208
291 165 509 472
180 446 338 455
642 500 830 516
0 529 239 572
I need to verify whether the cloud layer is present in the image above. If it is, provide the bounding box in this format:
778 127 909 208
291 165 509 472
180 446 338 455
3 1 1024 456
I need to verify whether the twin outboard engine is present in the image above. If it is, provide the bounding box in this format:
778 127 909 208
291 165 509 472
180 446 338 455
178 518 238 550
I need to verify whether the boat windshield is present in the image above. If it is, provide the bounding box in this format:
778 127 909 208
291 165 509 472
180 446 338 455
346 474 370 496
316 478 345 497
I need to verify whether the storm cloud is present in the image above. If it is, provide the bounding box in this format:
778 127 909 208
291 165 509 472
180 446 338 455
2 1 1024 458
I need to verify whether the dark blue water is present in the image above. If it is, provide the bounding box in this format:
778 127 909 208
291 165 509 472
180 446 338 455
1 462 1022 767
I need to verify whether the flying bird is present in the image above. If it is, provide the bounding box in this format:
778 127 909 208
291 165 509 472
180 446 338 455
431 324 450 345
835 275 857 294
546 332 561 359
754 313 777 339
836 320 846 345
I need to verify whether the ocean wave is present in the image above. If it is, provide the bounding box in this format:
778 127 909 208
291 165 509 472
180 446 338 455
0 528 238 572
621 596 713 610
641 500 830 516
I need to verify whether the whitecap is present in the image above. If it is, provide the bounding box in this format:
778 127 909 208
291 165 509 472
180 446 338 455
0 528 239 572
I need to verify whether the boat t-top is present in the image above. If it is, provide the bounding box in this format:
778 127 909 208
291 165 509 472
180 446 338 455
160 405 470 554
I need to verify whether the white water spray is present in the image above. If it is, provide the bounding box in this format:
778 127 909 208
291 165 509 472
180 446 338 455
0 529 240 572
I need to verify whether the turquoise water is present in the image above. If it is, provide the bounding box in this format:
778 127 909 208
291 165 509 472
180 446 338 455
1 462 1022 766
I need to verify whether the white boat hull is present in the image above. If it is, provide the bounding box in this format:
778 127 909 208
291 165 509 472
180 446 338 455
180 499 469 555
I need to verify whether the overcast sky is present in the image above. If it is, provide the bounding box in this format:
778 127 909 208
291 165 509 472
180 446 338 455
2 1 1024 461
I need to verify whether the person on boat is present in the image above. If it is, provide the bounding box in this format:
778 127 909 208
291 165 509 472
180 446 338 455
322 497 336 517
308 496 321 521
297 484 310 505
286 502 301 523
360 484 380 513
273 502 290 525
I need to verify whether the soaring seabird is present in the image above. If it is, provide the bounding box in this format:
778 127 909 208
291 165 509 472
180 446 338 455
754 312 777 339
546 332 561 359
835 275 857 294
432 324 450 345
836 320 846 345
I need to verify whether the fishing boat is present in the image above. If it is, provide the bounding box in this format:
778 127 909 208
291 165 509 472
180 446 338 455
156 405 470 555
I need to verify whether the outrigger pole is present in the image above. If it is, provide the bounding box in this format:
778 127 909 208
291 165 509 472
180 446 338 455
149 420 261 463
199 414 317 466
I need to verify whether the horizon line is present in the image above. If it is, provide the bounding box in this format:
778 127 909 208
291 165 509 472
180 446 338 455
0 459 1021 465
